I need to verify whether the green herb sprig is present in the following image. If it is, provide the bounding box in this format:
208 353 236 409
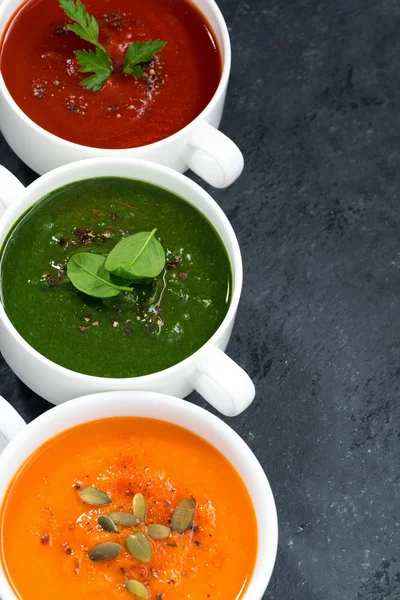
59 0 112 91
67 229 165 298
122 41 167 79
59 0 103 49
58 0 166 91
74 48 113 92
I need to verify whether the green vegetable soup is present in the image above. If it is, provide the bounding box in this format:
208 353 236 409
0 178 232 377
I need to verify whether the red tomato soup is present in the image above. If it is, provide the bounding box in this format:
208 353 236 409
0 0 222 148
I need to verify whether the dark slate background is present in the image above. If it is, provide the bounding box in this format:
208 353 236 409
1 0 400 598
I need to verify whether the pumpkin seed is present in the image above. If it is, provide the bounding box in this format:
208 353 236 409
171 498 196 533
108 512 138 528
98 515 118 533
125 532 152 562
133 493 146 522
125 580 149 599
147 524 171 540
78 487 111 506
88 542 122 562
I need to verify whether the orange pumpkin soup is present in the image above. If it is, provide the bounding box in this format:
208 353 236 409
0 418 257 600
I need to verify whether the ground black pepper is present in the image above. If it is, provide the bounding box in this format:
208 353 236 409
32 83 46 98
55 23 68 35
41 535 50 545
74 228 98 244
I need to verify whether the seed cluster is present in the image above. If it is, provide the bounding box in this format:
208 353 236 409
78 486 196 599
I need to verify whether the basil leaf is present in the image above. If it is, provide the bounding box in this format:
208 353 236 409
105 229 165 279
67 253 133 298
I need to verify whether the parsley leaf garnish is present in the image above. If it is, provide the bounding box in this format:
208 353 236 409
58 0 167 91
122 41 167 78
74 48 113 92
59 0 110 90
59 0 104 50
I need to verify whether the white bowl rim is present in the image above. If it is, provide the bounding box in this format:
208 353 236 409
0 0 231 152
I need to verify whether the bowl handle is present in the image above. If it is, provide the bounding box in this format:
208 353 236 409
0 396 26 454
0 166 25 218
186 122 244 188
193 347 255 417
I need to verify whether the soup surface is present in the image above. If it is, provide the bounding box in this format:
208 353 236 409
0 177 231 377
0 417 258 599
0 0 221 148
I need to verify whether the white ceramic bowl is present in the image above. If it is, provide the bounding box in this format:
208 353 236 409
0 0 243 188
0 391 278 599
0 158 255 416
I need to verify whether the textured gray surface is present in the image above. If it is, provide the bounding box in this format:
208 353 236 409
1 0 400 598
